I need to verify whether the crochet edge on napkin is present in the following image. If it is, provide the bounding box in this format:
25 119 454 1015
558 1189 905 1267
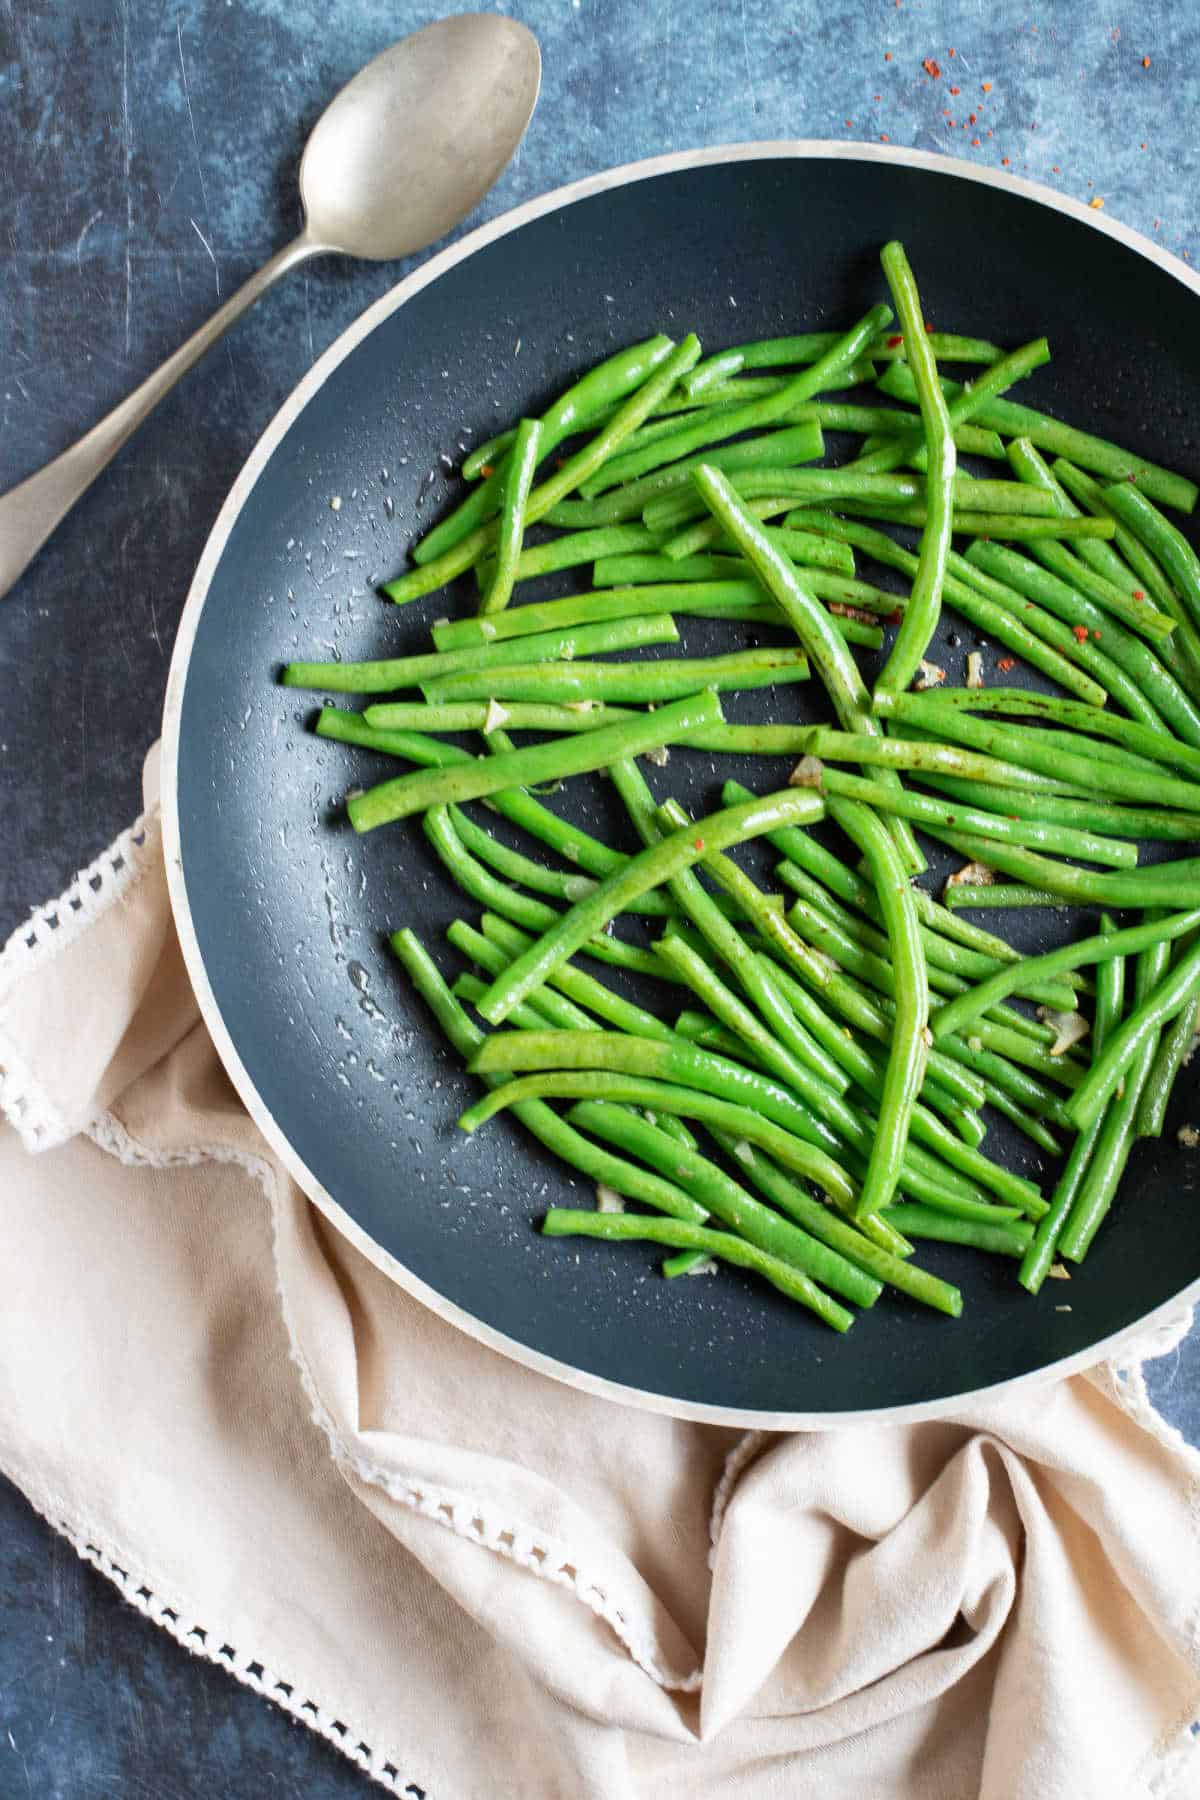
2 813 1199 1797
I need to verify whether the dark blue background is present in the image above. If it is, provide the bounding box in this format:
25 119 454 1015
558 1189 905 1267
3 3 1199 1792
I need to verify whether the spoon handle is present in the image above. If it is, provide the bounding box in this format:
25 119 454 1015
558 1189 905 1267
0 232 320 602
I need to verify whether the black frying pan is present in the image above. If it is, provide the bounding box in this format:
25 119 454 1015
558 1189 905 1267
162 146 1200 1424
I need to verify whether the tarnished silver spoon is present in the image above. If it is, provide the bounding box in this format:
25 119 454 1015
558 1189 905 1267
0 13 540 600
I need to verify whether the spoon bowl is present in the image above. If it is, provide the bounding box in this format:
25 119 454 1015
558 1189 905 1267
0 14 541 601
300 16 541 260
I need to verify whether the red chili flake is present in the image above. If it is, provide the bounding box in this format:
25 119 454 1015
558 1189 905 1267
943 107 952 116
1140 142 1148 151
981 80 993 92
948 46 956 56
1133 589 1146 600
971 137 982 148
885 50 893 61
1072 625 1089 642
1092 629 1102 639
880 133 891 142
946 117 956 127
1143 55 1152 68
923 57 941 78
845 118 854 127
694 838 705 851
986 130 994 138
555 455 569 467
1001 156 1011 166
968 112 977 124
925 321 934 332
887 334 904 347
1052 164 1061 173
874 93 882 101
889 608 904 625
997 656 1016 672
949 84 961 95
479 463 494 477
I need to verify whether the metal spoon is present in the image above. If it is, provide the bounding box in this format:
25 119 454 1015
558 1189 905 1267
0 13 540 601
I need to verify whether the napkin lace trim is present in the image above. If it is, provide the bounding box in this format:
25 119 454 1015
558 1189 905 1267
87 1105 706 1699
1 1476 431 1798
0 808 159 1153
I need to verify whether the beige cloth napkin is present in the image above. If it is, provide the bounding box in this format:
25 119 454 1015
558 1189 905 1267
1 745 1199 1800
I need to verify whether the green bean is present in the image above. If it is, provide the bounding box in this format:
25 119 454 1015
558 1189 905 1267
422 646 810 707
479 418 541 613
873 694 1200 813
1005 438 1178 641
575 420 826 510
347 690 722 833
542 1205 857 1328
584 306 890 496
873 241 957 699
774 859 1081 1010
448 923 594 1029
1138 984 1200 1138
462 428 516 479
810 763 1138 867
943 883 1072 911
314 708 471 764
492 524 674 582
447 806 684 916
892 685 1200 781
689 463 923 873
846 504 1116 539
646 468 926 537
451 968 583 1034
423 807 672 979
477 915 678 1042
783 724 1081 793
915 769 1200 845
826 788 928 1219
564 1103 878 1309
383 336 702 604
932 910 1200 1044
415 335 677 562
1059 925 1176 1260
288 612 677 696
682 330 996 396
877 360 1199 512
471 788 822 1023
1064 936 1200 1131
859 338 1053 476
714 1134 959 1314
870 332 1003 365
638 787 850 1094
786 512 1111 706
880 1205 1033 1258
655 927 852 1101
966 540 1200 746
363 699 626 735
1101 481 1200 635
391 928 706 1224
594 536 858 583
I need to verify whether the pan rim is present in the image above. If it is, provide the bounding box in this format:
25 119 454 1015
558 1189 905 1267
161 138 1200 1428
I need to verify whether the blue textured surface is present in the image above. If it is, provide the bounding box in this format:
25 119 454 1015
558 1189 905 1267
2 2 1199 1792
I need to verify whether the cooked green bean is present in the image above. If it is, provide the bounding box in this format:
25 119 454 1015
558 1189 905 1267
786 511 1111 706
363 699 625 735
965 539 1200 746
284 612 678 695
943 883 1073 911
1138 986 1200 1138
1101 480 1200 634
893 685 1200 780
418 334 677 557
423 646 811 708
383 335 702 604
916 769 1200 845
877 360 1198 512
584 305 890 496
781 723 1081 792
856 337 1052 479
809 763 1139 867
477 914 677 1042
479 417 541 613
542 1205 858 1328
1005 438 1178 641
347 690 722 832
880 1204 1033 1258
392 928 708 1226
594 537 858 584
447 807 686 917
575 419 826 510
689 462 923 872
564 1103 879 1308
471 788 823 1023
827 787 928 1219
1064 936 1200 1132
874 240 956 699
872 694 1200 813
1059 925 1175 1261
932 911 1200 1043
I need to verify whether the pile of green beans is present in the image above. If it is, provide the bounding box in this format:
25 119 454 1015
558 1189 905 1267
282 238 1200 1341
